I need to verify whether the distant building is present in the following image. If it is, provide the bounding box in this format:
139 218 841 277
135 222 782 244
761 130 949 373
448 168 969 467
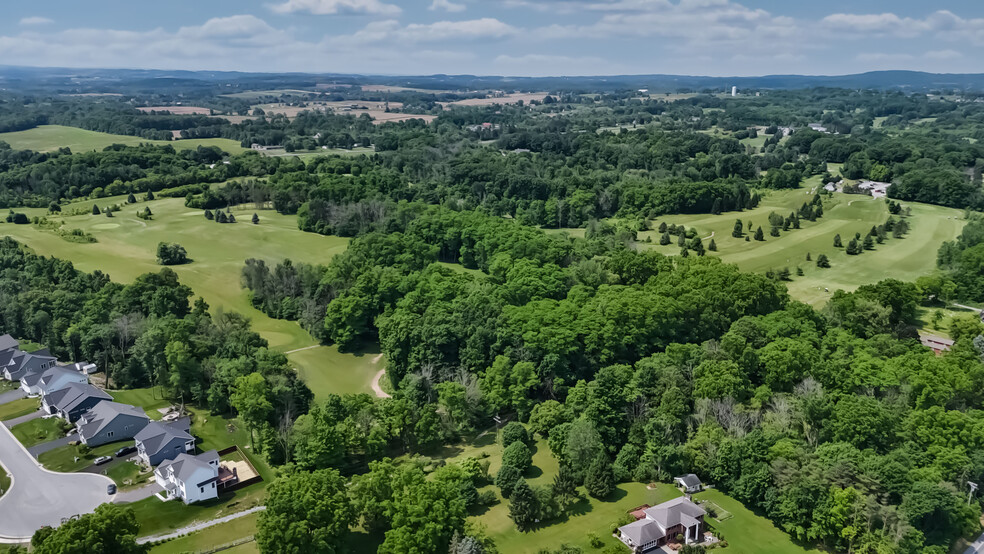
920 333 954 355
731 86 737 97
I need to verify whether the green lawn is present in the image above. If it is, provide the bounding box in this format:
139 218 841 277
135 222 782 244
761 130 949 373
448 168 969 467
109 388 170 419
694 489 819 554
290 344 384 398
11 416 70 447
107 461 151 489
0 195 372 398
0 466 8 497
38 440 133 472
130 481 267 537
149 513 259 554
0 125 246 155
636 189 965 306
0 397 37 421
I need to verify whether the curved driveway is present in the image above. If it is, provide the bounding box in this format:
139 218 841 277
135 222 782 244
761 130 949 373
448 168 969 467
0 419 115 540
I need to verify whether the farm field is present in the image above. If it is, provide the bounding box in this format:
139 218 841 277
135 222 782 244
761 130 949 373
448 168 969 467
0 125 247 154
0 195 380 397
254 101 436 125
439 92 549 107
638 188 964 306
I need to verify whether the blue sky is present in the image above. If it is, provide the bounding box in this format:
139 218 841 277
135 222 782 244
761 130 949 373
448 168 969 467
1 1 983 76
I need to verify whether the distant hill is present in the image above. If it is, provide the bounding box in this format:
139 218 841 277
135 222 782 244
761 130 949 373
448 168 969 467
1 66 984 94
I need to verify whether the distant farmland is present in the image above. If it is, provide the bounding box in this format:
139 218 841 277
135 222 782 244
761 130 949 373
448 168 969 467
0 125 247 154
440 92 549 107
136 106 211 115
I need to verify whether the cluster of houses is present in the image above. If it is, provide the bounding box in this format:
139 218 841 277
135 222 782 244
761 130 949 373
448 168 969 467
0 335 238 504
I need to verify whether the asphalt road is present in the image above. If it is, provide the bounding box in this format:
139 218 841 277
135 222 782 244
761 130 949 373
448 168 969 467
0 417 115 540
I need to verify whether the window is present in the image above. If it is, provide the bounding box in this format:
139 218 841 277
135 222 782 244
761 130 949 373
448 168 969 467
107 431 114 438
200 487 204 493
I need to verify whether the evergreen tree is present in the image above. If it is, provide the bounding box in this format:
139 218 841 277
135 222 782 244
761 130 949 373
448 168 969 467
732 219 743 238
817 254 831 268
91 204 101 216
708 239 717 252
770 226 780 237
228 213 237 223
833 234 842 248
508 479 540 531
126 193 137 204
658 221 667 233
204 209 214 220
863 233 874 250
778 267 791 281
584 454 615 499
252 213 260 224
677 233 686 247
754 227 765 241
796 266 804 276
846 239 860 255
782 218 791 231
659 232 671 246
216 211 227 223
680 248 689 258
711 198 722 215
145 190 155 201
806 252 812 261
552 465 580 514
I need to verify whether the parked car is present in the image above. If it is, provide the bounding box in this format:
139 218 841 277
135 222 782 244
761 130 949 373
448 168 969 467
115 446 136 458
107 484 116 495
93 456 112 466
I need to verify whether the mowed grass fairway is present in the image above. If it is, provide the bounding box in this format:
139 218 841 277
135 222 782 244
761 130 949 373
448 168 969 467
0 125 247 154
1 195 382 397
639 188 965 306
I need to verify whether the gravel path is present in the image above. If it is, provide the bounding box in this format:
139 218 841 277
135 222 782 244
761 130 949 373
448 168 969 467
136 505 266 544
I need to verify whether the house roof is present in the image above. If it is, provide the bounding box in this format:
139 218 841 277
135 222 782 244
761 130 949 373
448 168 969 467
0 334 19 352
45 382 111 413
11 351 57 381
157 450 218 486
675 474 702 488
619 497 706 546
620 518 665 545
643 496 707 528
77 401 149 440
39 367 84 388
136 418 193 457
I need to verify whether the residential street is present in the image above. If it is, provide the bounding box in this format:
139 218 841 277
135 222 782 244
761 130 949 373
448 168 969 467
0 415 115 540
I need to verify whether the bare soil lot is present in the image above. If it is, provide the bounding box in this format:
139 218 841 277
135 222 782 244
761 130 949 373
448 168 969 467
137 106 211 115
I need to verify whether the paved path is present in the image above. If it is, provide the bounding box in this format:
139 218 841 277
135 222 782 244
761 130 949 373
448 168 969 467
115 482 163 504
27 432 77 458
0 389 26 406
284 344 321 355
371 370 391 399
965 531 984 554
0 416 115 540
136 506 266 544
3 410 42 429
953 303 983 314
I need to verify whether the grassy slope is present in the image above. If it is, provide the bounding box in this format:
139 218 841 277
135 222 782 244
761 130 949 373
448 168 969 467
2 195 380 397
0 125 247 155
638 188 964 306
149 513 260 554
694 489 818 554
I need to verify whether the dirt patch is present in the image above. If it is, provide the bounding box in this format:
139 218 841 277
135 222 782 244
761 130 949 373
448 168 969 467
439 92 549 107
137 106 211 115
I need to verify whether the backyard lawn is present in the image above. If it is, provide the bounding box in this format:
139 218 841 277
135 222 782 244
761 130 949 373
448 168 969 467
109 388 171 419
106 461 152 489
11 416 70 447
0 397 38 421
149 512 259 554
694 489 819 554
130 481 267 537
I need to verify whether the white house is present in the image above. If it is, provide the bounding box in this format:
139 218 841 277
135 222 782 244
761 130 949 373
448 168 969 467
674 474 703 493
21 366 87 396
617 497 707 552
154 450 220 504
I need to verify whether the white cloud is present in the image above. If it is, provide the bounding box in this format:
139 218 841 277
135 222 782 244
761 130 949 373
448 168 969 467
337 18 517 45
430 0 466 13
19 16 53 26
821 10 984 44
269 0 401 16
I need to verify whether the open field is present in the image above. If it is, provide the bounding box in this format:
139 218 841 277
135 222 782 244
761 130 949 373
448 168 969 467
439 92 549 107
221 89 322 100
0 125 247 155
150 512 259 554
1 195 380 397
254 101 436 125
637 188 965 306
136 106 211 115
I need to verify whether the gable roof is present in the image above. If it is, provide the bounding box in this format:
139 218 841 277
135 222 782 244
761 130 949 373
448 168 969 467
643 496 706 528
675 474 702 488
10 350 57 381
45 382 111 413
77 401 149 440
0 334 19 352
158 450 219 487
136 418 193 457
620 518 665 545
39 366 84 387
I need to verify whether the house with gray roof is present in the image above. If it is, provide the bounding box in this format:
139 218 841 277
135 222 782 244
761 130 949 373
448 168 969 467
154 450 220 504
674 474 703 493
22 366 88 396
0 334 19 352
4 349 56 382
617 497 706 552
76 401 150 447
42 382 112 422
136 418 195 466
